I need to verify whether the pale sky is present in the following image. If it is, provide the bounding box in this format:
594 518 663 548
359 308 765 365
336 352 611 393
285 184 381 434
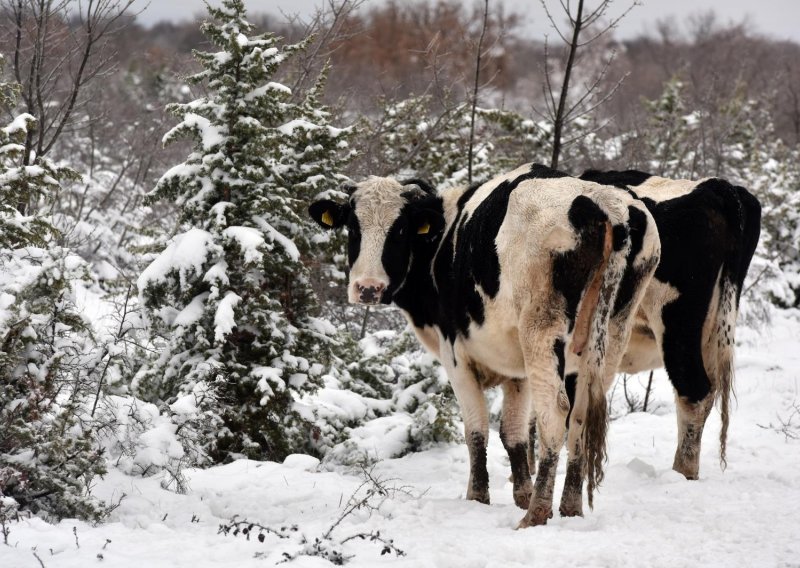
130 0 800 43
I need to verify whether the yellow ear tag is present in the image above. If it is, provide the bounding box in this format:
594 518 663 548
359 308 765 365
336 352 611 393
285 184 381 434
321 210 334 226
417 222 430 235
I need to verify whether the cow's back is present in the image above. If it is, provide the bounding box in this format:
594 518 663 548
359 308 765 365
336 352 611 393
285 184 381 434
436 166 649 378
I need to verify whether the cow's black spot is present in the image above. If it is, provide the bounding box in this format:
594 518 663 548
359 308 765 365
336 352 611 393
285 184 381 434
580 169 652 190
563 371 578 427
554 338 566 381
552 196 609 330
458 181 483 209
346 211 361 268
612 224 629 252
400 178 437 195
391 196 446 326
529 163 570 178
381 214 413 302
612 205 648 317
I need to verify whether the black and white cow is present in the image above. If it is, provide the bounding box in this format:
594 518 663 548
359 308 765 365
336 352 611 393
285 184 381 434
575 169 762 479
309 163 661 527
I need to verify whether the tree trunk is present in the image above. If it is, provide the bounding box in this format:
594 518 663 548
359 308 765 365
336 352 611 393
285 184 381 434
550 0 584 170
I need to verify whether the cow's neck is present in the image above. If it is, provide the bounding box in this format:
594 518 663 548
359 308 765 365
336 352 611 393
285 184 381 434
391 189 466 345
391 233 442 332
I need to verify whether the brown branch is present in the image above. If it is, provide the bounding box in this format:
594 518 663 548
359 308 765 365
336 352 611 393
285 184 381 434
550 0 584 169
467 0 490 184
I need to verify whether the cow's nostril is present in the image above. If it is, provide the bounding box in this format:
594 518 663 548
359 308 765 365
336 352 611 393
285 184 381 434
358 285 384 304
353 279 387 304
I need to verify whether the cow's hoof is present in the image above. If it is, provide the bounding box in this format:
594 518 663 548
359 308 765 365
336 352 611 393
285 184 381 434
558 504 583 518
513 484 533 510
516 506 552 528
672 460 699 480
467 489 490 505
559 491 584 518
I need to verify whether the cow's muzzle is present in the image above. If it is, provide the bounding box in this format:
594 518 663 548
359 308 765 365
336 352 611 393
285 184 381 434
352 278 386 305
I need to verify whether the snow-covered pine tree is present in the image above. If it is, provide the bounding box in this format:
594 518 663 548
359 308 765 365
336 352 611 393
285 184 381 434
0 58 106 521
135 0 352 464
642 78 699 177
716 95 800 309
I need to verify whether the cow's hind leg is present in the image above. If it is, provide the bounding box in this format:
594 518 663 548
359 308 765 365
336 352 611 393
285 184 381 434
662 299 714 480
560 371 585 517
527 413 537 476
674 393 715 479
500 379 533 509
518 331 569 528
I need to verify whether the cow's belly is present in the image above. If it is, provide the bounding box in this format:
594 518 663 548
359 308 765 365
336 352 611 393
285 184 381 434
461 319 527 379
618 278 676 374
619 324 663 374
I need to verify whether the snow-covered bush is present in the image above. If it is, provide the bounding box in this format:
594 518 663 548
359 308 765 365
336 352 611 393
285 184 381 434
319 330 461 466
0 63 107 521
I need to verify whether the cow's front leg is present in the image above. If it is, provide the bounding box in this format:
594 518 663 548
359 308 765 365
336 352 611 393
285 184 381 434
518 334 569 528
444 348 490 504
500 379 533 509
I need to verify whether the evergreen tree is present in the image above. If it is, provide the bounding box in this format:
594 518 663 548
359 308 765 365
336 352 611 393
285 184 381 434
135 0 352 463
642 78 699 177
0 57 106 521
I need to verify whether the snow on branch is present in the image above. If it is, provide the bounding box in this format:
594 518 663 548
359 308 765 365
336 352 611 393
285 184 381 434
214 291 242 343
251 215 300 262
137 228 218 291
162 112 227 150
1 113 35 136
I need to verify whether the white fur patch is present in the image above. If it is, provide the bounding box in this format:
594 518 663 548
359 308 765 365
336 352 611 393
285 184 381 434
347 177 416 301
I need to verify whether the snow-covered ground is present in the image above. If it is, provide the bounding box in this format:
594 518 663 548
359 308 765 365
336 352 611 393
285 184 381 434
3 310 800 568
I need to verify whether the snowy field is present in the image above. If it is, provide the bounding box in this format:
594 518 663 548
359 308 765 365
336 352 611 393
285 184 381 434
2 310 800 568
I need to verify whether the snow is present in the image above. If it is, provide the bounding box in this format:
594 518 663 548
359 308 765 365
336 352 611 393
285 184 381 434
214 291 241 342
283 454 321 471
1 112 34 135
138 228 217 291
245 82 292 101
251 215 300 261
223 226 265 264
3 310 800 567
278 118 319 136
174 292 209 327
162 112 226 150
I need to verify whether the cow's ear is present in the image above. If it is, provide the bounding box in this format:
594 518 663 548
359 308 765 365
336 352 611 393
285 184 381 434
309 199 349 229
412 208 445 239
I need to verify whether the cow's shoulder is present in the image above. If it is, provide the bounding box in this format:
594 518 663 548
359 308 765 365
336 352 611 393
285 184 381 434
432 164 573 341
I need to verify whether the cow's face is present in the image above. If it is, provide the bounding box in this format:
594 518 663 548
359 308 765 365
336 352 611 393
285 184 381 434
309 176 444 305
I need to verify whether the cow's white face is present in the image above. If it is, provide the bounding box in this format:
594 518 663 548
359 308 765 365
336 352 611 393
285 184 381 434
309 176 444 305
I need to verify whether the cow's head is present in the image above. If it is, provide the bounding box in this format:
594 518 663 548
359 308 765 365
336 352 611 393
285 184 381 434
309 176 444 305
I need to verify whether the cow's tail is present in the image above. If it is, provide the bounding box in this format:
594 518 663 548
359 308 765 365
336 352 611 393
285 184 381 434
571 218 628 509
711 276 737 469
710 185 761 469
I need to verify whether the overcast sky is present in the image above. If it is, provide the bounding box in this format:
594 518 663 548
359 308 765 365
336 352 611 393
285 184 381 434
128 0 800 43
